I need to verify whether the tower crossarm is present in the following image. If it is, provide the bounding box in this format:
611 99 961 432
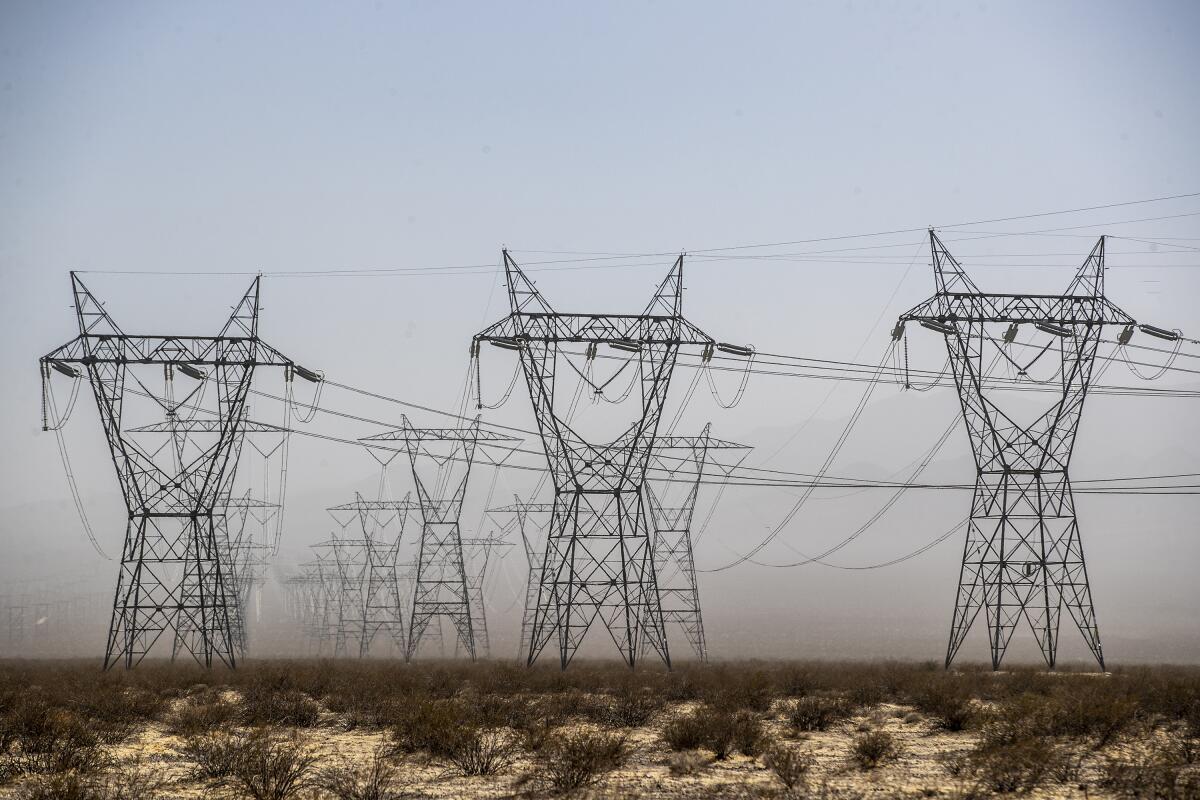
488 502 555 514
326 499 423 513
475 312 715 348
127 419 285 434
899 293 1135 327
41 334 297 370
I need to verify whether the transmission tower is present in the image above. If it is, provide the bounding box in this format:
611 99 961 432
473 252 749 669
306 530 369 657
898 230 1135 671
39 274 319 669
362 416 517 660
326 495 418 657
456 531 513 658
282 564 329 655
645 424 750 662
126 416 284 660
489 499 553 662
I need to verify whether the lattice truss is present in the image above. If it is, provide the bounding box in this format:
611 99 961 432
489 499 553 663
39 274 317 669
362 416 517 661
899 231 1135 670
126 416 287 661
473 252 747 669
644 424 750 662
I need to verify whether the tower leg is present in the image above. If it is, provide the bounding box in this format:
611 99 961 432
945 471 1102 671
527 491 669 670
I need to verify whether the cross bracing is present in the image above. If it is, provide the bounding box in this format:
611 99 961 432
898 231 1133 670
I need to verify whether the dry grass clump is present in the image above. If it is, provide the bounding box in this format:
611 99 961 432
15 761 167 800
763 742 814 789
661 706 765 759
1099 743 1200 799
388 696 473 758
444 728 518 777
165 689 239 736
531 730 627 793
851 729 900 770
384 694 516 776
183 729 317 799
697 667 776 713
316 746 399 800
0 699 111 778
962 738 1056 793
907 678 978 731
15 773 105 800
237 686 321 728
227 731 318 800
787 695 854 732
182 731 246 780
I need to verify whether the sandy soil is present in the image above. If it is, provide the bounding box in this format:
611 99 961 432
1 693 1184 800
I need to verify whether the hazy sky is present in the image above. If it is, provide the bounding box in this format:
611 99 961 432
1 1 1198 663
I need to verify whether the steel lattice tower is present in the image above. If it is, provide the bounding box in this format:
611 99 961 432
127 416 284 661
362 416 517 660
456 531 512 658
474 252 742 669
326 495 418 657
899 230 1134 670
645 424 750 662
40 274 317 669
490 499 553 662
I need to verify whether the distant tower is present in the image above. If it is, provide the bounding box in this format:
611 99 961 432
898 230 1135 670
490 498 554 662
39 274 319 669
645 424 750 662
362 416 517 660
326 494 417 658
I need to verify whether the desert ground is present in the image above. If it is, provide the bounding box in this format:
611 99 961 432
0 659 1197 799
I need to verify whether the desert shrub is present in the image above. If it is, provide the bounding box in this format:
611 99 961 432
316 746 398 800
389 697 475 758
229 731 318 800
788 696 853 732
968 738 1053 793
71 685 165 744
238 688 321 728
909 679 978 732
701 668 775 713
732 710 767 758
14 762 167 800
166 691 239 737
661 711 709 751
1 706 111 776
847 684 887 710
1050 686 1138 748
601 686 664 727
534 730 626 793
763 743 814 790
977 688 1138 754
704 711 738 760
16 773 103 800
662 707 762 759
182 732 245 780
851 730 900 770
444 729 517 777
